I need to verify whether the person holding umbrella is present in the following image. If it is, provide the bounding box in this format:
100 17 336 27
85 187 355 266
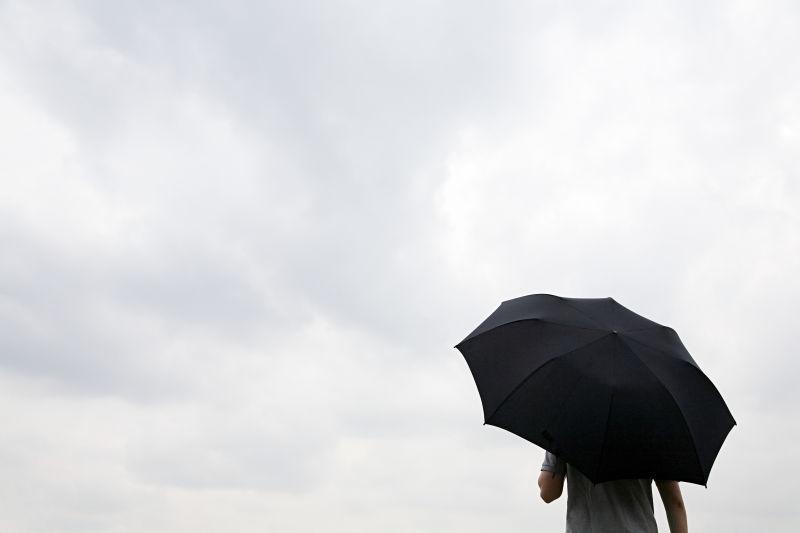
455 294 735 533
538 451 688 533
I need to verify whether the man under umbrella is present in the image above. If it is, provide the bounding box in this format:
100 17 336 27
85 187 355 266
455 294 734 533
538 451 688 533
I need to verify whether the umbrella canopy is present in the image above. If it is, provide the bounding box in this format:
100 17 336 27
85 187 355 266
455 293 735 486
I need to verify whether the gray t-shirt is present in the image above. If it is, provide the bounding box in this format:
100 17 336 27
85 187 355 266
541 451 658 533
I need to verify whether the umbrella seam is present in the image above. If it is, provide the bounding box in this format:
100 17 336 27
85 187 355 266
617 336 706 483
621 325 669 333
595 391 615 483
484 332 613 425
542 342 607 436
595 342 618 482
621 329 698 368
555 296 608 329
622 333 737 426
455 317 606 348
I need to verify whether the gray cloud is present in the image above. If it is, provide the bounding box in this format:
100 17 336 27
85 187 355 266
1 1 799 532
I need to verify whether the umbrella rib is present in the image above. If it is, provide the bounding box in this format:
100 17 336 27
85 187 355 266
621 325 665 333
484 332 612 425
535 318 607 331
594 343 618 482
555 295 607 328
455 318 606 348
622 334 736 425
593 391 615 483
621 329 701 368
540 339 608 449
617 336 706 482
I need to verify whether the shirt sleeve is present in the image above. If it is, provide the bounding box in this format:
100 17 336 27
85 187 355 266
541 450 567 476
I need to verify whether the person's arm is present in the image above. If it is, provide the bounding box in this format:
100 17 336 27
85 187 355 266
538 451 566 503
655 480 687 533
538 469 565 503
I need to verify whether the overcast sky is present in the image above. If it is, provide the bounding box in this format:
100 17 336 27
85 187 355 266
1 1 798 532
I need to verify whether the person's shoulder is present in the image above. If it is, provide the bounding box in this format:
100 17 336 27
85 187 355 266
541 451 566 475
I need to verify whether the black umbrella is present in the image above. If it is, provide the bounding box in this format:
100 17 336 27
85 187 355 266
455 293 735 486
